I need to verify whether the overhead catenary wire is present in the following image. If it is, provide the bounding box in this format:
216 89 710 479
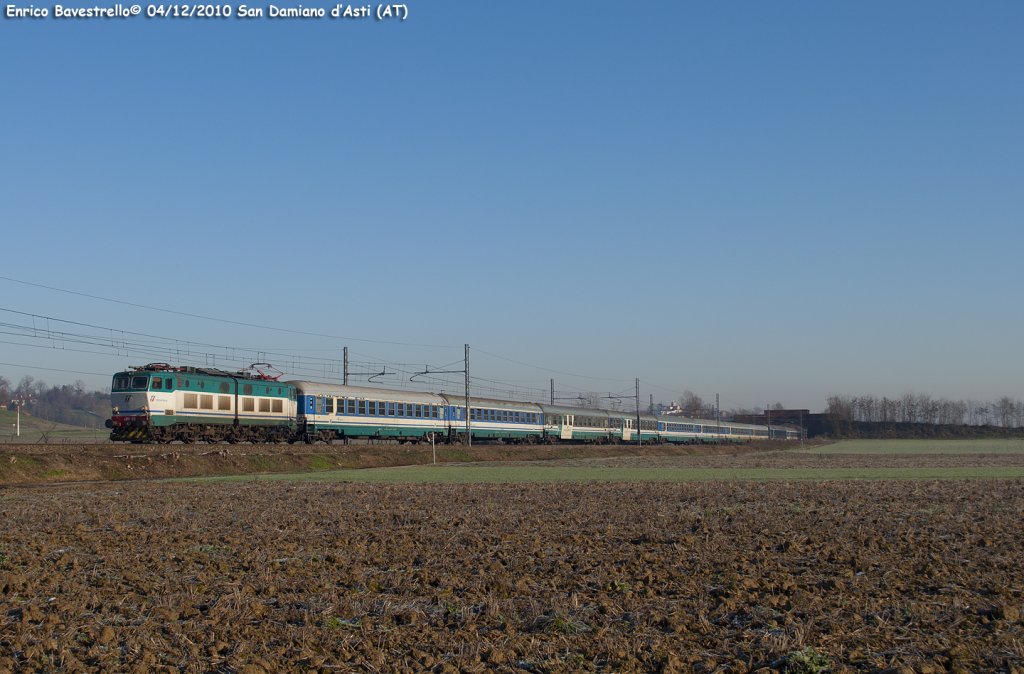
1 275 659 390
0 302 702 411
0 276 459 349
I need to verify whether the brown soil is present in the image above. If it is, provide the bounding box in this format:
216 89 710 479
1 477 1022 673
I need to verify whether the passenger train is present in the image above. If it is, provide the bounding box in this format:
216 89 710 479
106 363 801 444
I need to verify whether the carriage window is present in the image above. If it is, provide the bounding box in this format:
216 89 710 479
200 395 214 410
243 397 255 412
184 393 198 409
259 398 271 413
218 396 231 411
358 400 366 415
325 398 334 414
272 399 283 413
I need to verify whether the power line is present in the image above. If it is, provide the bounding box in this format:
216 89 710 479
0 361 110 377
0 276 459 349
0 305 668 408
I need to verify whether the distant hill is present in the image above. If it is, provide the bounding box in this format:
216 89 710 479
0 408 108 443
2 378 110 430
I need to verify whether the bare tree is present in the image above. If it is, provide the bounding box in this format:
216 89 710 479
678 391 706 417
995 396 1016 428
826 395 854 421
15 375 35 398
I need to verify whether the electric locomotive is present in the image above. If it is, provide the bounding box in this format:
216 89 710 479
106 363 296 443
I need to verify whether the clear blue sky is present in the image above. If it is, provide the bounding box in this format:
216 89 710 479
2 1 1022 412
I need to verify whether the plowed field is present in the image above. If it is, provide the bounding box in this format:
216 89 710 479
2 477 1022 673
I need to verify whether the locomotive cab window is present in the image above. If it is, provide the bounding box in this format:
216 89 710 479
131 376 148 390
151 378 163 390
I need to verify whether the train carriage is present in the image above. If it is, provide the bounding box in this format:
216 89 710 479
451 395 545 443
291 381 448 443
657 416 704 443
539 404 611 442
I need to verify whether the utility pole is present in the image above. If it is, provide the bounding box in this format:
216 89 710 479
465 343 471 447
766 404 771 440
649 394 654 415
550 378 554 405
343 346 349 386
635 378 641 448
716 393 721 438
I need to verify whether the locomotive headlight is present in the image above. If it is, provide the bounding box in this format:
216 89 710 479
112 406 119 415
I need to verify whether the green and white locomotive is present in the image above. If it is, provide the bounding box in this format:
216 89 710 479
106 363 296 443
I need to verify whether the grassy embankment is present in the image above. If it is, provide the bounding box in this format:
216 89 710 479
792 438 1024 454
190 438 1024 483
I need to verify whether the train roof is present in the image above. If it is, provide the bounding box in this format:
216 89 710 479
539 404 611 418
658 415 769 430
540 403 658 421
286 381 447 405
442 395 544 411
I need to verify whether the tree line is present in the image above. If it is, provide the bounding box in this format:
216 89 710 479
0 375 109 429
825 393 1024 428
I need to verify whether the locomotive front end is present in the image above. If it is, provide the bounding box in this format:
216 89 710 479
106 367 175 441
